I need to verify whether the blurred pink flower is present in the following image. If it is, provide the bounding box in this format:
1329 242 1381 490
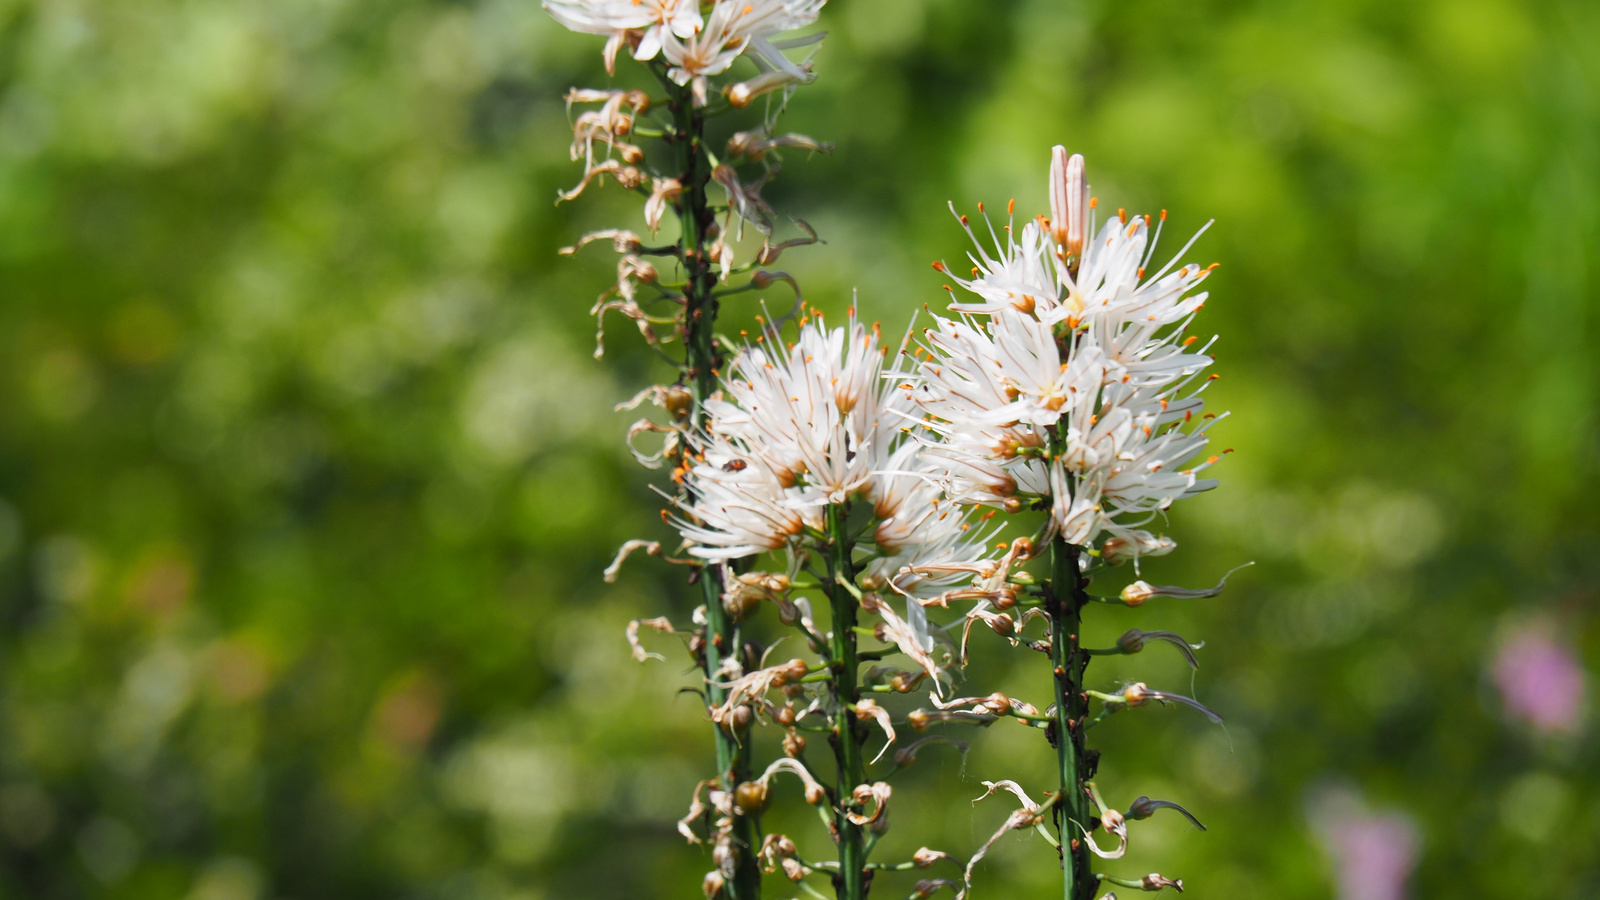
1309 787 1419 900
1492 621 1587 735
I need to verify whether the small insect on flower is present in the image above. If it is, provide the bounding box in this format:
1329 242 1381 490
721 458 750 472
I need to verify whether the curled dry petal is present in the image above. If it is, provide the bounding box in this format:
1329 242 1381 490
957 781 1052 900
606 540 663 583
559 228 641 256
757 757 828 806
624 615 675 662
861 592 949 692
624 417 679 468
845 781 891 826
853 698 898 764
678 779 714 843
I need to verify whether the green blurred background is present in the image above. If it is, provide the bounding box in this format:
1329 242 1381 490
1 0 1597 897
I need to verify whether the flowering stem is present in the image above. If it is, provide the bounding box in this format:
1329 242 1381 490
663 70 761 900
824 501 868 900
1049 538 1096 900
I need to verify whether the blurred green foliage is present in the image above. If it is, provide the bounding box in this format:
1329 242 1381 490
0 0 1597 898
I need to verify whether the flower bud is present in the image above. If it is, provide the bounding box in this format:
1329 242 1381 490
1121 581 1155 606
912 881 939 899
781 858 806 881
1141 874 1183 892
1101 534 1176 566
1049 146 1089 258
721 704 754 734
857 572 887 591
1002 496 1024 514
891 671 923 693
784 658 809 681
735 780 769 815
774 706 795 726
663 384 693 419
992 585 1017 610
907 709 931 732
988 612 1014 636
982 693 1011 715
1123 683 1152 707
724 69 807 108
1124 795 1206 830
1101 808 1125 833
616 166 645 190
622 90 650 113
702 871 725 898
1116 628 1146 654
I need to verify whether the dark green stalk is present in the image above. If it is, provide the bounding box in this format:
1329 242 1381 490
664 73 760 900
824 502 867 900
1049 538 1096 900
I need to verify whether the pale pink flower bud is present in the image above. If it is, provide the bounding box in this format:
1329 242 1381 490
1048 146 1088 258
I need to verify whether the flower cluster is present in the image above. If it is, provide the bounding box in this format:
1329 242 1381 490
545 0 825 104
673 309 993 597
909 147 1228 566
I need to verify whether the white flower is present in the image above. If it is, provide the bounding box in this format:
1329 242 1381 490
543 0 703 73
659 0 825 103
673 307 995 575
913 147 1227 562
670 436 814 561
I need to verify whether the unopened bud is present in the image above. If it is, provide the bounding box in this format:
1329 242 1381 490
891 672 922 693
912 847 948 868
702 871 725 898
774 706 795 726
911 881 941 899
988 612 1014 636
907 709 931 732
781 857 806 881
724 69 805 108
1124 795 1206 830
616 166 645 189
721 704 754 734
1121 581 1155 606
664 385 693 419
1123 683 1152 707
992 585 1017 610
784 658 809 681
1116 628 1146 654
735 780 769 814
783 728 806 758
1002 497 1023 514
1141 873 1183 892
1048 146 1089 258
982 693 1011 715
1101 809 1125 833
1101 534 1176 566
858 572 886 591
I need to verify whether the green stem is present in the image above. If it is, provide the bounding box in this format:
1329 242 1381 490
824 502 868 900
1049 539 1096 900
665 71 761 900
